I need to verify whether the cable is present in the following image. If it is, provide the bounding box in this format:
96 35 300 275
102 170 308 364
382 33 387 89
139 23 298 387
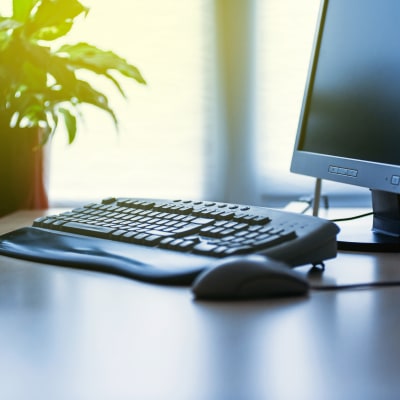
330 211 373 223
311 281 400 291
306 264 400 292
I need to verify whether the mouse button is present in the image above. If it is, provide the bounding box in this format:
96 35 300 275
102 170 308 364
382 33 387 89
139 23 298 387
191 269 243 298
238 278 309 298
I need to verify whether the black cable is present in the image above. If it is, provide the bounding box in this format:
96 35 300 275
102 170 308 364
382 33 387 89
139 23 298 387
308 208 400 290
311 281 400 292
307 265 400 292
330 211 373 223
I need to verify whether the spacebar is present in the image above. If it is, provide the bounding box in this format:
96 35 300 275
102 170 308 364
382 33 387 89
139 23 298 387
62 222 114 237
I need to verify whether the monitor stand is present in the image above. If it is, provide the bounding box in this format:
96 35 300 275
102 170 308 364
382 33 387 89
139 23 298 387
336 190 400 253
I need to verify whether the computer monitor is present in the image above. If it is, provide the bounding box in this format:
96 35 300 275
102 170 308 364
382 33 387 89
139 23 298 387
290 0 400 251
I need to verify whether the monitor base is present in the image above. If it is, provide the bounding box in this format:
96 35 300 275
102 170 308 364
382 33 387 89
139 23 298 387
337 230 400 252
318 191 400 253
334 206 400 252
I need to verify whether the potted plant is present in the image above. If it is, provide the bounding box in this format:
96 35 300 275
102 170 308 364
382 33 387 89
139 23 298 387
0 0 146 216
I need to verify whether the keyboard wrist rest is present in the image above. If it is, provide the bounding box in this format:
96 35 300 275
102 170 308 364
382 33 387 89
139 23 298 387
0 227 212 285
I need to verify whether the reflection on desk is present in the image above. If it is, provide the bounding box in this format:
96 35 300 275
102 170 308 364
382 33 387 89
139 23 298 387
1 210 400 400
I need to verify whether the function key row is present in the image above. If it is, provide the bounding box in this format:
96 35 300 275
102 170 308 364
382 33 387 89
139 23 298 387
98 199 271 225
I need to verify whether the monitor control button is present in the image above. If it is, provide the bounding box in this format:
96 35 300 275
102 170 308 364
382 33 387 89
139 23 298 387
329 165 358 177
329 165 338 173
347 169 358 177
391 175 400 185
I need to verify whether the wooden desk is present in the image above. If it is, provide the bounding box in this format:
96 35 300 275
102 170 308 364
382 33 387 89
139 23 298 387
1 210 400 400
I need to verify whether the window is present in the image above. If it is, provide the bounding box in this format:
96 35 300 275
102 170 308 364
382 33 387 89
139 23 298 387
49 0 370 209
49 0 212 205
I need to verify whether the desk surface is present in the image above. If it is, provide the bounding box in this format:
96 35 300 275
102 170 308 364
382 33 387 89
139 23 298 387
1 210 400 400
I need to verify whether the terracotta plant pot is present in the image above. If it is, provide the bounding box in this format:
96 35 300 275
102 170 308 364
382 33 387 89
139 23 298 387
0 127 49 217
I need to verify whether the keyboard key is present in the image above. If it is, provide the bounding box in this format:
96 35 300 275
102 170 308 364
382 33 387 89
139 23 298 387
223 246 253 256
62 222 115 237
193 242 218 255
101 197 117 205
173 223 204 237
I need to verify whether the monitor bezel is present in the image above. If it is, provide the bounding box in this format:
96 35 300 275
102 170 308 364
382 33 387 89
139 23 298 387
290 0 400 251
290 0 400 197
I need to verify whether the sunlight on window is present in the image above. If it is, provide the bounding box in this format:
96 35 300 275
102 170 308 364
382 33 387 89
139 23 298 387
256 0 321 197
49 0 211 205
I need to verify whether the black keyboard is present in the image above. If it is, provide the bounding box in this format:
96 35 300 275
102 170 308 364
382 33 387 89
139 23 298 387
0 197 340 285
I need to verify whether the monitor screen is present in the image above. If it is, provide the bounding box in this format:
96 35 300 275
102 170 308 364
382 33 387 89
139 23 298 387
290 0 400 251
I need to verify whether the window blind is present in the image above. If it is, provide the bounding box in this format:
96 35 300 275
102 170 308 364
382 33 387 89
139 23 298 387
49 0 212 205
47 0 370 208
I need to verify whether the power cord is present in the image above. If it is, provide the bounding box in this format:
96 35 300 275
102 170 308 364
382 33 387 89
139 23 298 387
307 265 400 292
311 280 400 291
330 211 373 223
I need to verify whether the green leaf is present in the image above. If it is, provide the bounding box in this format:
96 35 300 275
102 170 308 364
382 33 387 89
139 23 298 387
0 18 23 32
20 104 46 126
0 18 23 50
58 107 77 143
21 61 47 91
43 109 58 138
103 72 127 98
0 1 145 143
57 43 146 84
0 32 11 52
30 0 88 32
12 0 38 22
46 55 78 87
22 43 78 88
12 95 46 127
34 21 74 41
74 80 118 126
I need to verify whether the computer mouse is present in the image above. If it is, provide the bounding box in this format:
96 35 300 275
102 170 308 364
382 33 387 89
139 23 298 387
191 254 310 300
